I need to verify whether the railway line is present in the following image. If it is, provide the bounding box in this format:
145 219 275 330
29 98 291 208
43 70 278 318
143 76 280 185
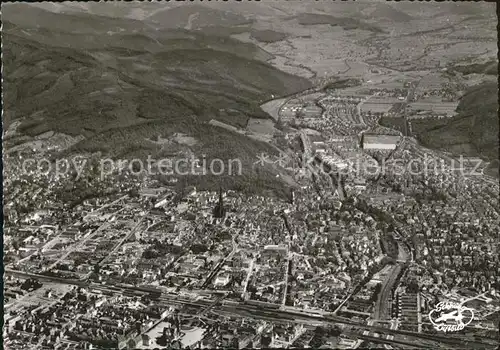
6 268 497 348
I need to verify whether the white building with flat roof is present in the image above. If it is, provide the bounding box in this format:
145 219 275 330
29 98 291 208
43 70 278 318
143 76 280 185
362 134 400 150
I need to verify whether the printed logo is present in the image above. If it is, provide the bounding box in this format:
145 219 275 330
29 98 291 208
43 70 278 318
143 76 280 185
428 301 474 333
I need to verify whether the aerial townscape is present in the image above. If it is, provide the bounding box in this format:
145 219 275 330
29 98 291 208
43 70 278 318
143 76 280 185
2 1 499 349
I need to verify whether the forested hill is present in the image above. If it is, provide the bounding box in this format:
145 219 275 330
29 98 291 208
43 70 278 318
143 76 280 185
413 81 498 177
2 5 312 196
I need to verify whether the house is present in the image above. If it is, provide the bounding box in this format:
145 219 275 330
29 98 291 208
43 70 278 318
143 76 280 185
142 334 151 347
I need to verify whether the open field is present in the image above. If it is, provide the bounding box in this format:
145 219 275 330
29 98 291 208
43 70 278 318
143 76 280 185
250 29 287 43
260 98 288 121
247 119 276 136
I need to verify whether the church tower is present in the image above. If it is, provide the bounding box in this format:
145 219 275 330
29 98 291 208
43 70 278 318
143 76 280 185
213 187 226 219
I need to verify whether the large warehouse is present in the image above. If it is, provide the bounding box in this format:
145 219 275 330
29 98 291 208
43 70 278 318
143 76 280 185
361 134 401 150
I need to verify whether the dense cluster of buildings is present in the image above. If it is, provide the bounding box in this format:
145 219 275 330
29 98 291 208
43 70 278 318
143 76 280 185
4 69 499 349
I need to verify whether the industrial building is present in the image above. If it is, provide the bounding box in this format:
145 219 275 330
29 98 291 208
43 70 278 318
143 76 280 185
361 134 400 150
299 105 323 118
408 101 459 117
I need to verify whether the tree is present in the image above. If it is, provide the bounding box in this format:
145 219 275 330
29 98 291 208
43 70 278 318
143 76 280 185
310 326 326 348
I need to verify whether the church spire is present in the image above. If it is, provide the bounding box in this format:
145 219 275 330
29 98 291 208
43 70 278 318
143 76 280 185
213 186 226 218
